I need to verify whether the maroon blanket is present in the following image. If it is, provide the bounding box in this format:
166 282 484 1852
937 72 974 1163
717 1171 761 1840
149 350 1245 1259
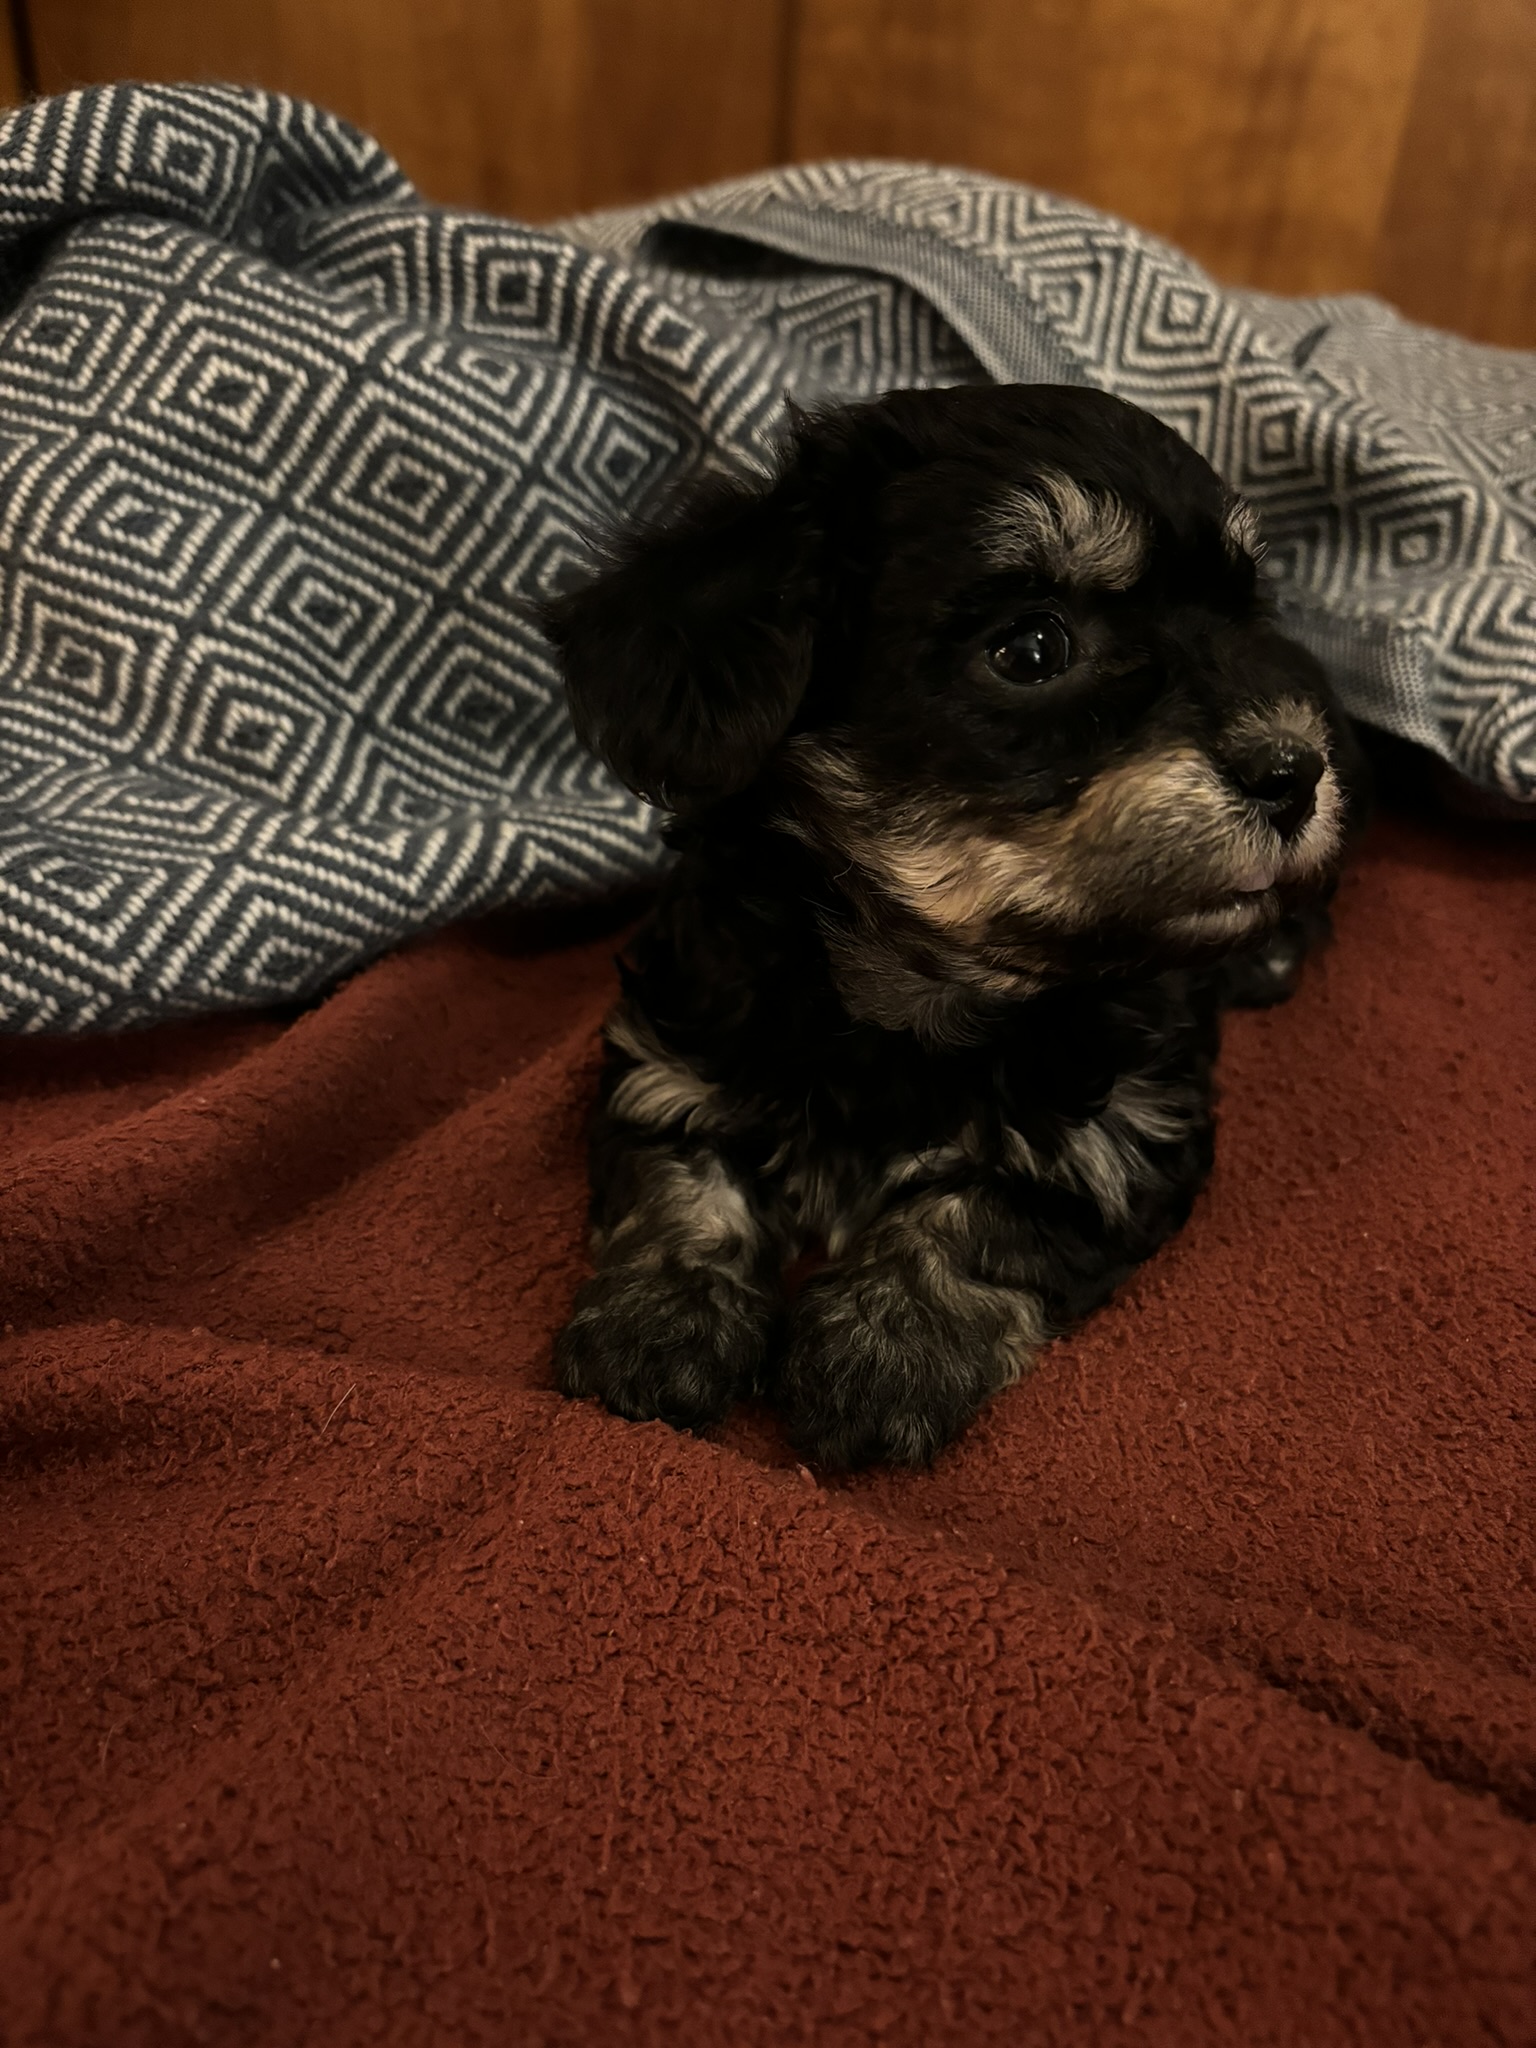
2 809 1533 2047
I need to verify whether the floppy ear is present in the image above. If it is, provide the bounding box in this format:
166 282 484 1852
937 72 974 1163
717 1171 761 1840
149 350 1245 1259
535 456 821 814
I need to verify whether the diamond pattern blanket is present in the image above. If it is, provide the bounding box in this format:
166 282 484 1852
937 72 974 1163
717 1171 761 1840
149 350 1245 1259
0 84 1532 1031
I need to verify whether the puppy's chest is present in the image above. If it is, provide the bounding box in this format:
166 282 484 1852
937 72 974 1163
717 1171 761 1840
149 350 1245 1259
612 1001 1209 1253
761 1049 1205 1250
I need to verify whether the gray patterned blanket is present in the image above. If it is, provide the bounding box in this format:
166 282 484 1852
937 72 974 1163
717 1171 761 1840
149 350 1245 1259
0 86 1531 1030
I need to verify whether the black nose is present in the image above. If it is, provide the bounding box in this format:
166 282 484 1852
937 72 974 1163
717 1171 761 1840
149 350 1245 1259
1227 735 1324 840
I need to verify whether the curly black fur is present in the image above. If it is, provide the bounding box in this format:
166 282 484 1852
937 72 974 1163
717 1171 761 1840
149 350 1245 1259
539 384 1368 1468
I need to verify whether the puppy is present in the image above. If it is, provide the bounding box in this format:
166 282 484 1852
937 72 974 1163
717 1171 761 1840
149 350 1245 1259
539 384 1366 1468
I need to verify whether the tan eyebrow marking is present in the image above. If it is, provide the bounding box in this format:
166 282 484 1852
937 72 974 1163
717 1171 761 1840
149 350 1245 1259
982 468 1150 590
1221 493 1265 563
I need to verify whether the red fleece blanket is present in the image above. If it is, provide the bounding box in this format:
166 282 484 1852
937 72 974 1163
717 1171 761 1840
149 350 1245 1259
2 810 1532 2048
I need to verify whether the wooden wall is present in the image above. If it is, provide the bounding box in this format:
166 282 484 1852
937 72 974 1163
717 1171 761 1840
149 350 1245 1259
6 0 1535 346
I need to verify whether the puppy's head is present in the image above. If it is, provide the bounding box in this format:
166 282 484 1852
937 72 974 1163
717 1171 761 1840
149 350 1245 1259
540 385 1363 1007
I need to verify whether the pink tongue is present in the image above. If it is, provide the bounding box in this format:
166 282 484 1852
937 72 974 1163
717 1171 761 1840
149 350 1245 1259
1231 860 1278 894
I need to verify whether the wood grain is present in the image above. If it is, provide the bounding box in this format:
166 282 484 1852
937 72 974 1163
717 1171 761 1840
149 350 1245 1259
0 6 24 105
791 0 1430 300
26 0 789 217
1375 0 1536 347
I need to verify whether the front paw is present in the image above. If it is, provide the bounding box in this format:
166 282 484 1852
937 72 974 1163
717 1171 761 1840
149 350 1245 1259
1214 907 1331 1009
555 1260 774 1433
776 1264 1022 1470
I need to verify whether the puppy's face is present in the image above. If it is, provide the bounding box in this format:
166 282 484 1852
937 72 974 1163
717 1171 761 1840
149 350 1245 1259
542 385 1362 1007
778 427 1351 994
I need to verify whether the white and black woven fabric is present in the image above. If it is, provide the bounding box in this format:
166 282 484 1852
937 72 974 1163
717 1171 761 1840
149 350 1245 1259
0 88 1530 1031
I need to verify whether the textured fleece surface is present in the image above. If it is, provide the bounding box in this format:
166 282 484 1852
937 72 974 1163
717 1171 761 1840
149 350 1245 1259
1 808 1533 2048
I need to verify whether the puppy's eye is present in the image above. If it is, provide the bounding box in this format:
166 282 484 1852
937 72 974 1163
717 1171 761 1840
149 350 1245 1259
986 612 1073 685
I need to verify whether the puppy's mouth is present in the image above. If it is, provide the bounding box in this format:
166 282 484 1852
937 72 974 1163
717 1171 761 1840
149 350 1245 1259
1156 888 1279 948
1226 853 1282 895
1155 840 1330 947
1150 757 1346 948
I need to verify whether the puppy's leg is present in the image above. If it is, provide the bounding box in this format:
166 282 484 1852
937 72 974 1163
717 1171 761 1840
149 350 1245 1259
1211 904 1333 1009
556 1139 778 1432
778 1183 1047 1469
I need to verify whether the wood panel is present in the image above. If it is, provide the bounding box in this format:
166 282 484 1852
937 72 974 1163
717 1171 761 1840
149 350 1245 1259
0 4 24 105
26 0 790 218
791 0 1430 301
1375 0 1536 348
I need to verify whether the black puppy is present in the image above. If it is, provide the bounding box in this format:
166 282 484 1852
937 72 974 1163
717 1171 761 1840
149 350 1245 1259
539 384 1365 1468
